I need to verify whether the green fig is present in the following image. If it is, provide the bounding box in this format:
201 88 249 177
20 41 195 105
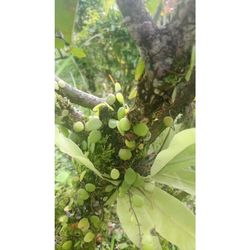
85 183 96 192
163 116 174 127
115 82 122 92
118 117 131 132
117 107 126 120
77 188 89 200
133 123 149 137
88 130 102 144
116 93 124 104
73 121 84 133
62 240 73 250
119 149 132 161
108 119 118 129
85 116 102 131
78 218 90 232
106 94 116 105
110 168 120 179
84 231 95 243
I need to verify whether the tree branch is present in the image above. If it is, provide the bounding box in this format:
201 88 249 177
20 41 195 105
55 76 105 109
117 0 195 144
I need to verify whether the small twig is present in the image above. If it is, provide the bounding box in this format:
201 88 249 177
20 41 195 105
128 190 142 250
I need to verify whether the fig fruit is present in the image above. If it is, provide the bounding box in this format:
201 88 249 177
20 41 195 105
85 116 102 131
77 188 89 200
108 119 117 129
62 240 73 250
106 94 116 105
84 231 95 243
118 117 131 132
78 218 90 232
115 82 122 92
90 215 101 228
85 183 96 192
73 121 84 133
88 130 102 144
117 107 126 120
116 93 124 104
119 149 132 161
110 168 120 180
133 123 149 137
163 116 174 127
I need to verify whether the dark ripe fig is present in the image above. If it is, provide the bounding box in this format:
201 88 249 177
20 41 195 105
88 130 102 144
115 82 122 92
73 121 84 133
163 116 174 127
119 148 132 161
117 107 126 120
133 123 149 137
85 116 102 131
106 94 116 105
116 93 124 104
85 183 96 192
124 168 137 185
110 168 120 180
62 240 73 250
118 117 131 132
84 231 95 243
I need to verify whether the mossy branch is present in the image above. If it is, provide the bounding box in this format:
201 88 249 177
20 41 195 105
55 76 106 109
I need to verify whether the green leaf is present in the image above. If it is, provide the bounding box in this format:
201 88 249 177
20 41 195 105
103 0 115 15
55 38 65 49
117 191 162 249
151 129 195 194
71 47 86 58
147 187 195 250
117 187 195 250
135 57 145 81
55 127 103 178
128 87 137 100
55 0 79 43
185 45 195 82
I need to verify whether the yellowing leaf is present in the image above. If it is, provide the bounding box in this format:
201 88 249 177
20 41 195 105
103 0 115 15
128 87 137 100
71 47 86 58
135 57 145 81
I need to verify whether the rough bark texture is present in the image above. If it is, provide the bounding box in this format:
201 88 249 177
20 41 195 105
117 0 195 141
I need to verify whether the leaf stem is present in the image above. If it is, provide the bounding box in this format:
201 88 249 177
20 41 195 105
128 190 142 250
